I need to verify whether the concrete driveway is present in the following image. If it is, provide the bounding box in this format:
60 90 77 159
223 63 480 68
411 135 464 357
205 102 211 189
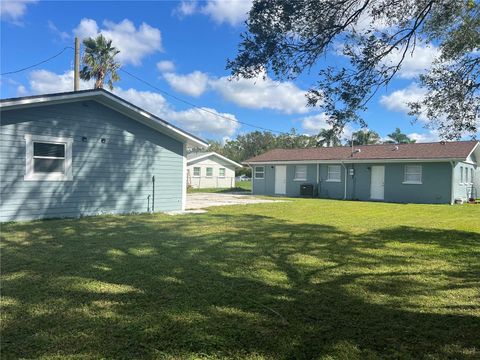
186 192 280 210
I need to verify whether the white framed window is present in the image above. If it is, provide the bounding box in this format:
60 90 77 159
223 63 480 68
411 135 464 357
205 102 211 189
294 165 307 181
219 168 226 177
460 166 464 184
24 134 73 181
403 164 422 184
326 165 341 182
254 166 265 179
193 167 201 177
206 167 213 177
471 168 474 184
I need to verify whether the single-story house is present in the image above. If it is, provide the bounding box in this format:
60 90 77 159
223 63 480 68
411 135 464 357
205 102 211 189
0 89 208 222
244 141 480 204
187 152 242 189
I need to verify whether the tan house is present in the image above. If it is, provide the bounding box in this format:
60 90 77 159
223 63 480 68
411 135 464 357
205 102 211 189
187 152 242 189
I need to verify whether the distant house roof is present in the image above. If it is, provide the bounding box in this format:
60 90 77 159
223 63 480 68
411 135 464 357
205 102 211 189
0 89 208 148
187 152 243 168
245 141 479 163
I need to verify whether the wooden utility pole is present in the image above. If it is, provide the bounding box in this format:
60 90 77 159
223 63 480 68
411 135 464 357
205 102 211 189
74 37 80 91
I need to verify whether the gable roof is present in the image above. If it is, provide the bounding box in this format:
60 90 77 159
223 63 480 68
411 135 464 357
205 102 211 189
0 89 208 148
245 141 479 164
187 151 243 168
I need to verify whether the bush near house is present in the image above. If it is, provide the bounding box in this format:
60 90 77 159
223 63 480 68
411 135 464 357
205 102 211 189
1 200 479 359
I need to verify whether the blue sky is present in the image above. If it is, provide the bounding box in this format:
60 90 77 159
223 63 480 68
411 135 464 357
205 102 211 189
1 0 445 142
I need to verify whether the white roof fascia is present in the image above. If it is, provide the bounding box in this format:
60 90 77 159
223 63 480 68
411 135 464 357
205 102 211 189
187 152 243 168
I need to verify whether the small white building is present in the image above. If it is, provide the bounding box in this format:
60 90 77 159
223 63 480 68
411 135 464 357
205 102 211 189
187 152 242 189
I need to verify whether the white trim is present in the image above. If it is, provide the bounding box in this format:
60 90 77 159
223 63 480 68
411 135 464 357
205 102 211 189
326 164 342 182
24 134 73 181
218 167 226 178
246 158 466 165
404 164 422 184
181 143 187 211
192 166 201 177
466 142 479 162
341 162 347 200
187 152 242 168
254 166 265 179
450 161 456 204
205 167 213 178
2 90 208 148
293 165 307 181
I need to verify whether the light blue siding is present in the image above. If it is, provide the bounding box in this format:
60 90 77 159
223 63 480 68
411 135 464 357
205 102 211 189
0 100 184 221
252 161 456 204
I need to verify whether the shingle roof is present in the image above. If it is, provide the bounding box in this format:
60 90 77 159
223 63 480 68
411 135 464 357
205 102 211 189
245 141 479 163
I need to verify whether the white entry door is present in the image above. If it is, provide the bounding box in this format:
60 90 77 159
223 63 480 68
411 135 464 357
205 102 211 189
370 166 385 200
275 165 287 195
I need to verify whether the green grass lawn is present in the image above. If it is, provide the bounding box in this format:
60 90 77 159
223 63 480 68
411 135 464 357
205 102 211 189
188 180 251 193
1 199 479 359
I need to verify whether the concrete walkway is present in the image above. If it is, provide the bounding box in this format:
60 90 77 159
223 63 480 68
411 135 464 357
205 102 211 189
186 192 280 210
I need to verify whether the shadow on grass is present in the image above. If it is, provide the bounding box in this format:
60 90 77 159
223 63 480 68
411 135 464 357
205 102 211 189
1 214 479 359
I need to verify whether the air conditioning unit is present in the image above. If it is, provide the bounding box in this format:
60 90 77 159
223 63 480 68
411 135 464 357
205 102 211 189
300 184 315 197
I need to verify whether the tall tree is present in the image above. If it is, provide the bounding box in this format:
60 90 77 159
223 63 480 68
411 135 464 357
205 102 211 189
228 0 479 139
80 34 121 90
347 130 381 146
385 128 416 144
316 128 342 147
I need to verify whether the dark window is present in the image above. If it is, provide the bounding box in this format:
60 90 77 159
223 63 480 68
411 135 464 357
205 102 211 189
33 142 65 174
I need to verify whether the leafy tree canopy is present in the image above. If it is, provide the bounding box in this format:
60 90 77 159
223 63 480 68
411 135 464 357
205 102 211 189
385 128 416 144
228 0 479 140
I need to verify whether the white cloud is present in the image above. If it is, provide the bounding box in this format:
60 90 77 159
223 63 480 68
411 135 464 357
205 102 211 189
28 70 92 93
174 0 252 26
163 71 209 97
201 0 252 26
383 44 440 79
73 18 162 66
379 83 427 120
156 60 176 73
22 69 239 137
17 85 27 96
48 20 70 41
170 107 240 136
0 0 37 23
210 73 310 114
175 1 198 17
299 112 353 138
407 131 439 143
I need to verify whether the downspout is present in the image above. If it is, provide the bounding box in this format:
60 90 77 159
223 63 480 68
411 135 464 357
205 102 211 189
341 162 347 200
247 164 253 194
450 161 456 205
316 163 320 197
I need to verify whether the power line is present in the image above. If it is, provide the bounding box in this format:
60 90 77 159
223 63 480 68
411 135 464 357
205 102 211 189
0 44 285 134
119 68 285 134
0 47 74 76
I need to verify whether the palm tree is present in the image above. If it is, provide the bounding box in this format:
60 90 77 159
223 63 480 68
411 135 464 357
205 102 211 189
347 129 381 146
80 35 121 90
385 128 416 144
316 128 341 147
